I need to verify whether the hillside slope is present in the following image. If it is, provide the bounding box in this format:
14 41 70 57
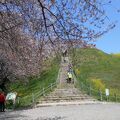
7 57 60 108
73 48 120 96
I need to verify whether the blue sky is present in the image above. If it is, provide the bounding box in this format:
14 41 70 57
95 1 120 54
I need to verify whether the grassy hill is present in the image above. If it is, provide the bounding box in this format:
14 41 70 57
8 57 60 108
72 48 120 99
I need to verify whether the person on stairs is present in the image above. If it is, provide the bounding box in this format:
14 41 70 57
67 72 72 83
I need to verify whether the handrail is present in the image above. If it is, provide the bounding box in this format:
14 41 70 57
15 81 57 108
11 58 62 109
79 80 120 101
18 61 61 105
73 70 120 102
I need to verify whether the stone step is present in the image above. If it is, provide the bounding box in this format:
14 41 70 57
54 88 79 91
45 95 89 98
44 95 91 99
53 89 81 92
38 99 96 104
37 101 101 107
37 57 97 106
43 96 93 100
51 91 82 96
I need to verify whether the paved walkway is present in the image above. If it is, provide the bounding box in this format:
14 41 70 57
1 103 120 120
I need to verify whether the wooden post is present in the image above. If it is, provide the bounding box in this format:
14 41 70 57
51 83 53 91
43 88 45 96
17 97 20 104
32 93 35 104
32 93 36 108
89 84 91 96
13 99 16 110
106 96 109 102
81 82 83 90
115 93 117 102
99 90 102 101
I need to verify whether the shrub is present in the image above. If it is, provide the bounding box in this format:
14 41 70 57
91 78 105 91
75 68 80 75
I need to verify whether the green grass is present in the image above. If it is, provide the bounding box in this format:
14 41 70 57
72 48 120 101
8 57 60 108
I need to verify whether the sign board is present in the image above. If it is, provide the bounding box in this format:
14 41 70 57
105 89 109 96
6 92 17 101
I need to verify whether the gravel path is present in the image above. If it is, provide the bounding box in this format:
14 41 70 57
1 103 120 120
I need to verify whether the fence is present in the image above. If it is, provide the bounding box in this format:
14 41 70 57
14 82 57 108
77 80 120 102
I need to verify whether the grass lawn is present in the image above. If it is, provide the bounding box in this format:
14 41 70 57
72 48 120 100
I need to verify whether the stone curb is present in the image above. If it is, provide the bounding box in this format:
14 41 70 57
36 101 103 107
36 101 120 108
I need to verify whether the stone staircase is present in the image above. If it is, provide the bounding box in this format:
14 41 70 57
38 87 95 104
37 57 97 107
